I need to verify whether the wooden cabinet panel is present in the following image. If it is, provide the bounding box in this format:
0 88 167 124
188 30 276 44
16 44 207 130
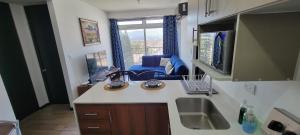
79 120 111 134
110 105 131 135
76 104 171 135
130 105 147 135
145 104 170 135
76 104 110 120
111 104 146 135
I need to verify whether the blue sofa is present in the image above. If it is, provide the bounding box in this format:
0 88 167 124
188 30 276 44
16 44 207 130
129 55 189 80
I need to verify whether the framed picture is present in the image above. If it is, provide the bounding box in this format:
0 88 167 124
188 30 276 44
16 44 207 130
79 18 101 46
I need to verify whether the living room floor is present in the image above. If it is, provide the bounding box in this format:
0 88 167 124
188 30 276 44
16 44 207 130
20 104 79 135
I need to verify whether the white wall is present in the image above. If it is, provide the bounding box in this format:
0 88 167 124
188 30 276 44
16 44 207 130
213 80 300 122
0 74 16 121
47 0 113 105
9 3 49 107
178 16 193 74
294 50 300 80
178 0 193 75
108 8 176 19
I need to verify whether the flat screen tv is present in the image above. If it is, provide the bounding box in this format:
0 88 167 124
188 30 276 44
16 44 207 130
86 51 108 83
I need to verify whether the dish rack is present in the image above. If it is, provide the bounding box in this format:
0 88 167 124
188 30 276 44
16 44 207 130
181 74 217 95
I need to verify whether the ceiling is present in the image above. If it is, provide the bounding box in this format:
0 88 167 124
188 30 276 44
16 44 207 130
82 0 180 12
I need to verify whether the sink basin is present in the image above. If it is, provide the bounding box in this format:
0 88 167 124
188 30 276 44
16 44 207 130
176 98 230 130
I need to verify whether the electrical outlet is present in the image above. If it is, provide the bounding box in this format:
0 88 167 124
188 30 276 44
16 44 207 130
244 83 257 96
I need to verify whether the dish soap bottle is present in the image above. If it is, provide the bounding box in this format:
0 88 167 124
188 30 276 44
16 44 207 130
238 100 247 124
242 105 257 134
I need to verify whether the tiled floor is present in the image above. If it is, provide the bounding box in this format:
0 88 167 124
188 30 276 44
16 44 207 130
20 104 79 135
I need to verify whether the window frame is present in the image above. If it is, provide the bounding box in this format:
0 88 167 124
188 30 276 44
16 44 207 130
118 17 163 58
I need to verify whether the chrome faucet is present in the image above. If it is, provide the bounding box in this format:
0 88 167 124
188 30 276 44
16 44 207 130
208 75 213 97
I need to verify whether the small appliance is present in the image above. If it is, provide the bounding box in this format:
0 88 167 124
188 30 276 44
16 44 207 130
198 30 235 74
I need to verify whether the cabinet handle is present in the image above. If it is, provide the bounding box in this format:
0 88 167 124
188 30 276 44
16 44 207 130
192 28 197 42
205 0 209 17
84 113 98 116
108 111 112 123
87 126 100 129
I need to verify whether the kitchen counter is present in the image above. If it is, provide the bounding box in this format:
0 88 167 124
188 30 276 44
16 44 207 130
73 80 263 135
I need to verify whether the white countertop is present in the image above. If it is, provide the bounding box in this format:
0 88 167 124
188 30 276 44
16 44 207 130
73 80 263 135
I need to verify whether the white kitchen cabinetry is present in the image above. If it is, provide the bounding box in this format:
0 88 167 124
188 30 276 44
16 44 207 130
236 0 283 13
197 0 283 24
187 0 199 46
194 12 300 81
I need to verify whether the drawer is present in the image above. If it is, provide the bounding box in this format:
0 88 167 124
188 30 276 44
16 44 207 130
81 133 110 135
76 104 110 120
79 120 111 133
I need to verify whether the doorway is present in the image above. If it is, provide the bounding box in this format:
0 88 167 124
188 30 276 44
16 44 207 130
0 2 39 120
24 4 69 104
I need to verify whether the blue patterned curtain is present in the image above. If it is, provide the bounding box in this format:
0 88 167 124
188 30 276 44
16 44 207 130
163 15 179 56
110 19 125 70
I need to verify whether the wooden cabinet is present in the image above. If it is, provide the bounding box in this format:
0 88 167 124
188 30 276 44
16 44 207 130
76 105 112 135
145 104 170 135
111 104 146 135
75 104 170 135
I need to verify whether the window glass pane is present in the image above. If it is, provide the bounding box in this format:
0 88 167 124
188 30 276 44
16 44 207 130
118 20 142 25
146 28 163 55
146 19 163 24
119 29 145 69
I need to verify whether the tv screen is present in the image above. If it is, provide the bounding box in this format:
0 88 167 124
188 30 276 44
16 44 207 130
86 51 108 80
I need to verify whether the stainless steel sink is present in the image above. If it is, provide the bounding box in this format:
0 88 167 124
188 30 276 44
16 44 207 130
176 98 230 130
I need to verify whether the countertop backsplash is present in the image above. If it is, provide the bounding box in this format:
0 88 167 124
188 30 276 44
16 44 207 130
213 80 300 123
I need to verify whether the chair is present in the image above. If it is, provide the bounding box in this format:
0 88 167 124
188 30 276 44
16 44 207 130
135 70 167 81
106 70 138 81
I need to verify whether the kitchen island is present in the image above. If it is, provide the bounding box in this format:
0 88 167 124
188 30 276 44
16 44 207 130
73 80 262 135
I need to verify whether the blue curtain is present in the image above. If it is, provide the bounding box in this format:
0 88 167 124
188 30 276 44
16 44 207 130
163 15 179 56
110 19 125 70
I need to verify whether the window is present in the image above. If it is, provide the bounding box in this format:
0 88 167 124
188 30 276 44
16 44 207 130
118 18 163 69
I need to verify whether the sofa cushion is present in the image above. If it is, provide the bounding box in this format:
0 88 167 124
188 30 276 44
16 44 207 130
142 55 161 67
160 58 170 66
170 55 189 75
142 55 171 67
165 61 174 75
129 65 165 73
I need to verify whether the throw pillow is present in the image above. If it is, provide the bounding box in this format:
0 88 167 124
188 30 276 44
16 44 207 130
160 58 170 66
165 61 174 75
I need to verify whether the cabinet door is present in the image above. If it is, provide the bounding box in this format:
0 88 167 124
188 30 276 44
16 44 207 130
199 0 238 23
145 104 170 135
214 0 238 18
236 0 280 13
198 0 280 24
111 104 146 135
197 0 207 24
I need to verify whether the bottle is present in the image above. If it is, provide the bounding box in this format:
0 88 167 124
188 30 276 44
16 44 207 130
238 100 247 124
242 105 257 134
